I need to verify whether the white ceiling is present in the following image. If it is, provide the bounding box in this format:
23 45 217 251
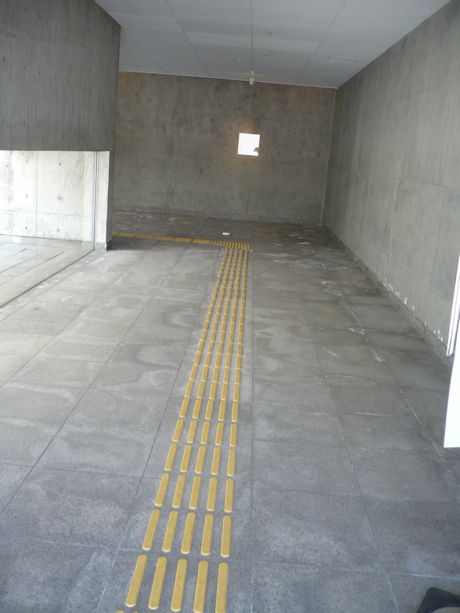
96 0 448 88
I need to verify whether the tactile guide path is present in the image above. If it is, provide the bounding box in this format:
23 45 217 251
115 240 249 613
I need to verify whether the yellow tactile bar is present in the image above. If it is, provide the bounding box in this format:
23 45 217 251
148 556 167 610
112 231 250 250
117 241 249 613
125 554 147 608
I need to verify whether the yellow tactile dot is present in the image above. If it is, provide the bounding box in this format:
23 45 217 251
148 556 167 610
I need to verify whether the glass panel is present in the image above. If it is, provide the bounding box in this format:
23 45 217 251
0 150 99 306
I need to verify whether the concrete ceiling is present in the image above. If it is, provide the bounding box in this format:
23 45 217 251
96 0 448 88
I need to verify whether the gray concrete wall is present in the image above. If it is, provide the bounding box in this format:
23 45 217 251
113 73 335 224
324 0 460 348
0 0 120 246
0 0 120 152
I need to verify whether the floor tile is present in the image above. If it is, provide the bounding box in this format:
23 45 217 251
253 401 341 442
366 498 460 576
38 423 155 477
253 439 360 496
0 541 112 613
254 487 380 569
340 413 434 453
0 463 29 510
0 417 58 465
349 447 457 501
252 563 397 613
389 573 460 613
0 468 137 548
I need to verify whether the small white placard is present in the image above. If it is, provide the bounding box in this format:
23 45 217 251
238 133 260 156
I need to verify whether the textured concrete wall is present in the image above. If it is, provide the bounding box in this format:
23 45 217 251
324 0 460 347
113 73 335 224
0 0 120 151
0 151 110 245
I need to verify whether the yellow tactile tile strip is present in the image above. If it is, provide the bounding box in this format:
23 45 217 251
115 238 249 613
112 230 250 250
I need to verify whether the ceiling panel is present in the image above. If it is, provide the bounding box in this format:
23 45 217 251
96 0 450 87
187 32 250 48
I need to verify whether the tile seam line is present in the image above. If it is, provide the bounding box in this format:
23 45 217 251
342 440 400 612
95 240 224 612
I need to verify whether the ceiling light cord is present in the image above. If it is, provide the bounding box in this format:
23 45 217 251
249 0 255 85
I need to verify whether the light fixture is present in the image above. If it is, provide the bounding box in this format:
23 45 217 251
249 70 255 86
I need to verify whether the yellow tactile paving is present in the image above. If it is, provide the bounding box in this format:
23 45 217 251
116 241 249 612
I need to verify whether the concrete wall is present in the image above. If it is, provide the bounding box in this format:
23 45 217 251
0 0 120 246
324 0 460 347
0 151 110 245
113 73 335 224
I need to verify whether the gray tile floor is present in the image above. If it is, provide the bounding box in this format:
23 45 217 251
0 209 458 612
